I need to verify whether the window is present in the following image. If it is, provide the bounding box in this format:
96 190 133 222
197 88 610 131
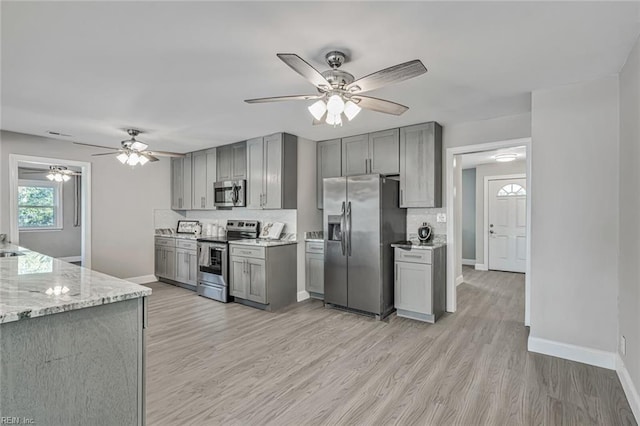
497 183 526 197
18 180 63 230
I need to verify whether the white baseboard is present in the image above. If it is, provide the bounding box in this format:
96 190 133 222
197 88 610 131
462 258 476 266
58 255 82 263
455 274 464 286
617 354 640 423
475 263 488 271
126 275 158 284
528 336 616 370
297 290 310 302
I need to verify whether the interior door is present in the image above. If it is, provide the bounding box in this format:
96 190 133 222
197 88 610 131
488 178 527 273
324 177 348 307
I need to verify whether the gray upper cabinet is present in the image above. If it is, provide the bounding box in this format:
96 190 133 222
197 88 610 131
245 133 297 210
192 148 217 210
216 141 246 181
369 128 400 175
341 134 369 176
399 122 442 208
171 154 192 210
316 138 342 209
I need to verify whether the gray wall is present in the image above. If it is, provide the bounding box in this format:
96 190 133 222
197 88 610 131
618 35 640 403
531 76 619 353
461 168 476 261
0 130 171 279
17 167 82 258
474 160 526 266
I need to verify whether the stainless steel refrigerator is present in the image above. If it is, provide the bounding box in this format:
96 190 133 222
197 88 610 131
323 174 406 319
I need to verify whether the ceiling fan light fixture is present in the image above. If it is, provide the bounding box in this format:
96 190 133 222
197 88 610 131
344 100 361 121
494 153 518 162
130 141 148 151
326 94 345 115
117 152 129 164
46 173 55 181
127 152 140 166
138 154 150 166
308 100 327 121
62 174 71 182
326 113 342 127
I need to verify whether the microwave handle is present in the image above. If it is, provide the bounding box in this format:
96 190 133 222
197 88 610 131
231 184 238 204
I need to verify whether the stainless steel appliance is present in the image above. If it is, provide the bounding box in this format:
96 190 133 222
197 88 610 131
418 222 432 242
214 180 246 208
323 174 406 319
197 220 259 302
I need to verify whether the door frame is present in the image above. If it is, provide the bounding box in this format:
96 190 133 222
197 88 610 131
446 137 532 325
9 154 92 268
484 173 527 273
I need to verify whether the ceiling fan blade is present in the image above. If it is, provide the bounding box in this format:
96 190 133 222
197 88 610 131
144 150 185 158
130 141 149 151
350 95 409 115
346 60 427 93
142 153 160 162
74 141 119 151
245 94 323 104
277 53 333 91
91 152 119 157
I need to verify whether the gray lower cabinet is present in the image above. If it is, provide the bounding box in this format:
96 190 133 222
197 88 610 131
229 243 297 311
217 141 247 181
155 237 176 281
245 133 297 209
171 154 192 210
399 122 442 208
305 241 324 298
317 138 342 209
191 148 217 210
155 238 198 288
394 246 446 323
175 247 197 286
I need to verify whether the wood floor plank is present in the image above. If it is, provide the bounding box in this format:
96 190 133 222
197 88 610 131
145 266 636 425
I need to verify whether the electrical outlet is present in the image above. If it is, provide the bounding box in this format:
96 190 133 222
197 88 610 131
436 213 447 223
620 335 627 356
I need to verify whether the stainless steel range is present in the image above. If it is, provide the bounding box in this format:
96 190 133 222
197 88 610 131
196 220 259 302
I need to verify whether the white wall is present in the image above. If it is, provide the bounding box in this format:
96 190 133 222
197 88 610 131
461 168 476 261
530 76 619 353
618 35 640 415
0 130 171 279
474 160 526 266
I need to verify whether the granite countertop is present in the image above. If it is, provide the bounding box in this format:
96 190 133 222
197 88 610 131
230 239 298 247
305 238 324 242
155 233 199 240
0 243 152 324
391 240 447 250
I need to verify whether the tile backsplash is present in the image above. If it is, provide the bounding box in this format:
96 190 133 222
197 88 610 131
406 208 447 240
184 209 297 235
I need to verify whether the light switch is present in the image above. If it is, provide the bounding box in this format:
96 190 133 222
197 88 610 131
436 213 447 223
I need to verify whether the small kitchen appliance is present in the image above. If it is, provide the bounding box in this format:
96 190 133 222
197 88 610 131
417 222 432 242
214 180 246 208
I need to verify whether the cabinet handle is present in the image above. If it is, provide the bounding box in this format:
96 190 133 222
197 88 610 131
364 158 367 173
400 189 404 206
395 264 398 282
403 254 422 259
202 197 205 208
368 158 372 173
179 197 183 209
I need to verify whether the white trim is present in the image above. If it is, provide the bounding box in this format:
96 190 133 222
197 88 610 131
528 336 616 370
455 274 464 286
9 155 92 269
617 354 640 423
58 256 82 263
483 173 526 274
125 275 158 284
446 137 532 327
462 258 475 266
297 290 310 302
475 263 488 271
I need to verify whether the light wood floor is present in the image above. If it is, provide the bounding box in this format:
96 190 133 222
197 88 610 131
145 267 636 425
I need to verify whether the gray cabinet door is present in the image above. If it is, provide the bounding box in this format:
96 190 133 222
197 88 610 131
154 246 164 277
395 261 432 314
216 145 231 181
231 142 247 180
341 134 368 176
175 248 191 284
246 137 264 209
399 122 442 208
229 257 247 298
188 251 198 285
170 157 183 209
205 149 217 209
164 246 176 281
317 139 341 209
263 133 283 209
305 252 324 295
192 151 208 209
246 258 267 304
369 128 399 175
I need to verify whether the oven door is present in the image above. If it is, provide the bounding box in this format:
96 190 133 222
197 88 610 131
198 243 228 286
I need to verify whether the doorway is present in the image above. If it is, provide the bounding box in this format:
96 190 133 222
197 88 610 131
446 138 532 325
9 154 92 268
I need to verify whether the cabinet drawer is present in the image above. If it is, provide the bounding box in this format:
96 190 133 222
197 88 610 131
305 241 324 254
394 248 431 264
230 245 265 259
155 237 175 248
176 239 197 250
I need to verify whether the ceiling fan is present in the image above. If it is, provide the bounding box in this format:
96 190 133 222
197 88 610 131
245 51 427 126
21 165 81 182
74 129 186 166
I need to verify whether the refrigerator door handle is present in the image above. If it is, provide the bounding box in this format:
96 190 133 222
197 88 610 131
346 201 352 256
340 202 346 255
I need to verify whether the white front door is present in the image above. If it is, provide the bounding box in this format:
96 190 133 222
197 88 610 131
488 178 527 273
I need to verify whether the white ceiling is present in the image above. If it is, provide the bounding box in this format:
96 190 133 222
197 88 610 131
2 2 639 152
460 145 526 169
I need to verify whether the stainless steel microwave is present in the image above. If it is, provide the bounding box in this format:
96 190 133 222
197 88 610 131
214 180 246 208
